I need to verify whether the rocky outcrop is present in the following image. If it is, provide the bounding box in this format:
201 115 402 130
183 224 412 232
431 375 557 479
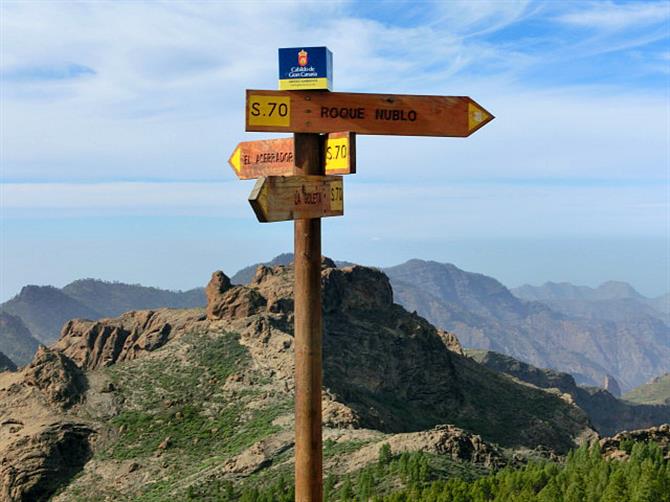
0 422 94 502
604 374 622 397
437 330 464 355
0 346 95 502
206 271 267 321
334 424 506 475
322 266 393 314
23 347 86 409
599 424 670 460
53 309 205 371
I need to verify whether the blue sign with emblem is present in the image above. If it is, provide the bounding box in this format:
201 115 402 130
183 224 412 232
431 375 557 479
278 46 332 91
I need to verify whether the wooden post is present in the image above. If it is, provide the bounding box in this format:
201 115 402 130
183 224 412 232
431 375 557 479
293 133 323 502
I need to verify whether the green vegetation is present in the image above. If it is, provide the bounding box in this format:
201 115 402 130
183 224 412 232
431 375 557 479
378 442 670 502
91 331 293 500
624 374 670 405
185 441 669 502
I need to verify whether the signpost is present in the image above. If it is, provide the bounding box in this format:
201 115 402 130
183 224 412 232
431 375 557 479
246 90 494 137
248 175 343 222
228 132 355 179
230 46 494 502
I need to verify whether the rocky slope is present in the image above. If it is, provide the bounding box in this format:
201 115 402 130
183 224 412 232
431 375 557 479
385 259 670 391
0 312 41 367
467 349 670 436
0 262 598 501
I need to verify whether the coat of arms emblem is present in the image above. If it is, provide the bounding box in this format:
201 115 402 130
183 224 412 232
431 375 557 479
298 50 308 67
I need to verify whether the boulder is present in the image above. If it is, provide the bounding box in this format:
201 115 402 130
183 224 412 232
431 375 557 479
23 347 86 409
0 422 94 502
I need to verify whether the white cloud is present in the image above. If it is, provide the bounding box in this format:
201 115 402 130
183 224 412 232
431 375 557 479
556 1 670 30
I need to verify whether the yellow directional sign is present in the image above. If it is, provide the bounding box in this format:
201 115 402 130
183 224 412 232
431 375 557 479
228 132 355 179
248 175 343 223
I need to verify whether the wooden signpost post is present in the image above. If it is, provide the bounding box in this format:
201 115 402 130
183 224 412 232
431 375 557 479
231 48 494 502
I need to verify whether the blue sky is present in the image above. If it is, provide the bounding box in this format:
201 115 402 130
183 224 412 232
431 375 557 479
1 0 668 300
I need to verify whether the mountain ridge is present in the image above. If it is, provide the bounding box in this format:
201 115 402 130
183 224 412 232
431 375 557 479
1 262 602 500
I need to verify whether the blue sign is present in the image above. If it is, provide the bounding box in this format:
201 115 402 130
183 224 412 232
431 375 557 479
278 46 332 91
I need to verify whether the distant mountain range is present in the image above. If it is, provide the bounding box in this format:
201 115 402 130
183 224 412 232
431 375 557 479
385 259 669 391
512 281 669 324
0 279 205 365
1 256 668 394
0 312 41 366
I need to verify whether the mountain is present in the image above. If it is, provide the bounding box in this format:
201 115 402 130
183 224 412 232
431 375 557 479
230 253 296 284
0 311 41 367
1 262 599 501
0 286 103 345
0 351 16 372
512 281 644 302
624 374 670 405
512 281 669 324
0 280 206 364
62 278 205 317
466 349 670 436
384 260 670 391
231 253 356 285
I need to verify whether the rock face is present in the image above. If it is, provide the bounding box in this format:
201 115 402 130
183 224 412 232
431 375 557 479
23 347 86 409
53 309 205 371
604 374 622 397
0 348 94 501
437 330 464 355
1 422 94 502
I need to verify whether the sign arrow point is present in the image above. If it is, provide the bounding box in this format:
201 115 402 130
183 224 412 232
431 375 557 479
468 101 494 134
228 145 242 174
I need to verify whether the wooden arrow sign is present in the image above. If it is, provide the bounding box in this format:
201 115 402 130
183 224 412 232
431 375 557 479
229 132 355 179
246 90 494 137
248 175 343 222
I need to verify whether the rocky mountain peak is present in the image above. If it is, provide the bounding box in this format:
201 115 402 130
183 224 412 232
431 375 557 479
322 266 393 313
604 374 622 398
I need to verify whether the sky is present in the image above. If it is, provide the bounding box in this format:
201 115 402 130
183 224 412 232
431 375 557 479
0 0 668 300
